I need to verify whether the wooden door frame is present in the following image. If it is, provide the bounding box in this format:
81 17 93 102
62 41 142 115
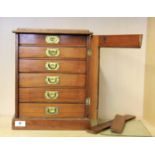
89 34 143 121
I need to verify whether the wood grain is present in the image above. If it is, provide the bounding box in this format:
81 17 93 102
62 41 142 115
87 35 100 121
13 29 92 130
19 34 87 46
19 73 86 87
19 47 86 59
19 88 86 103
19 59 86 74
111 114 126 133
99 34 142 48
19 103 85 118
88 114 135 134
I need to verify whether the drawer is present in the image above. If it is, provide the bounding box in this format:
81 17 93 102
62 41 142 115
19 73 86 87
19 88 85 103
19 47 86 59
19 103 85 118
19 34 87 46
19 59 86 73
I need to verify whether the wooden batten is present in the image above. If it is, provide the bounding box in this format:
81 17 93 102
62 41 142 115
99 34 143 48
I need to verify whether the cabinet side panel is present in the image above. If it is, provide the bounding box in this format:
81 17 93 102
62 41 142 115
15 34 19 118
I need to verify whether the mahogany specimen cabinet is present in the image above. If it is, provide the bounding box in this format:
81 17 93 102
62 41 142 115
12 28 142 130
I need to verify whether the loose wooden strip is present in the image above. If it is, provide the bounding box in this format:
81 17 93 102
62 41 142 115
88 120 112 134
111 114 126 133
99 35 142 48
87 114 135 134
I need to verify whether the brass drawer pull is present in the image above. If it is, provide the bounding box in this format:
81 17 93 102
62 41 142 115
45 106 59 115
45 36 60 44
45 62 60 71
45 76 60 85
44 91 59 100
45 48 60 57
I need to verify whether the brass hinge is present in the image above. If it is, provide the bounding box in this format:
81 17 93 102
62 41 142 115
87 48 92 56
86 97 91 106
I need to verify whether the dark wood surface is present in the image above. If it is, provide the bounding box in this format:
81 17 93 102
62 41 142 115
19 103 85 118
88 120 112 134
111 114 126 133
19 47 86 59
19 88 85 103
19 73 86 87
19 34 87 46
99 34 142 48
87 114 135 134
12 117 90 130
19 59 86 74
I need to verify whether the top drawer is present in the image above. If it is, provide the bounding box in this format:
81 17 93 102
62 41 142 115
19 34 87 46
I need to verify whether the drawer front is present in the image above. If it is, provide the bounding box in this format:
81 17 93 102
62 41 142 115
19 103 85 118
19 73 86 87
19 47 86 59
19 34 87 46
19 59 86 74
19 88 85 103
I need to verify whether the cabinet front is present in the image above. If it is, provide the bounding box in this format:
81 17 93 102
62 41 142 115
18 33 89 119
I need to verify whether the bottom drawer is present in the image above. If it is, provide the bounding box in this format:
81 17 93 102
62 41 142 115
19 103 85 118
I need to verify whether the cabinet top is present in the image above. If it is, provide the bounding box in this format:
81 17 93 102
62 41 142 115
13 28 92 35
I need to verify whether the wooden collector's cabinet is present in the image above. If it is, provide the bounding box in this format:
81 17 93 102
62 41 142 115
12 29 99 130
12 28 142 130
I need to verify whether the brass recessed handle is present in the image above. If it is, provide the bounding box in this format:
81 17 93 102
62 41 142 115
45 48 60 57
44 91 59 100
45 36 60 44
45 76 60 85
45 62 60 71
45 106 59 115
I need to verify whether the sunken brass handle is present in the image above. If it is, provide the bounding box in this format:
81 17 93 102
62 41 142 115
45 48 60 57
45 62 60 71
45 36 60 44
44 91 59 100
45 106 59 115
45 76 60 85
